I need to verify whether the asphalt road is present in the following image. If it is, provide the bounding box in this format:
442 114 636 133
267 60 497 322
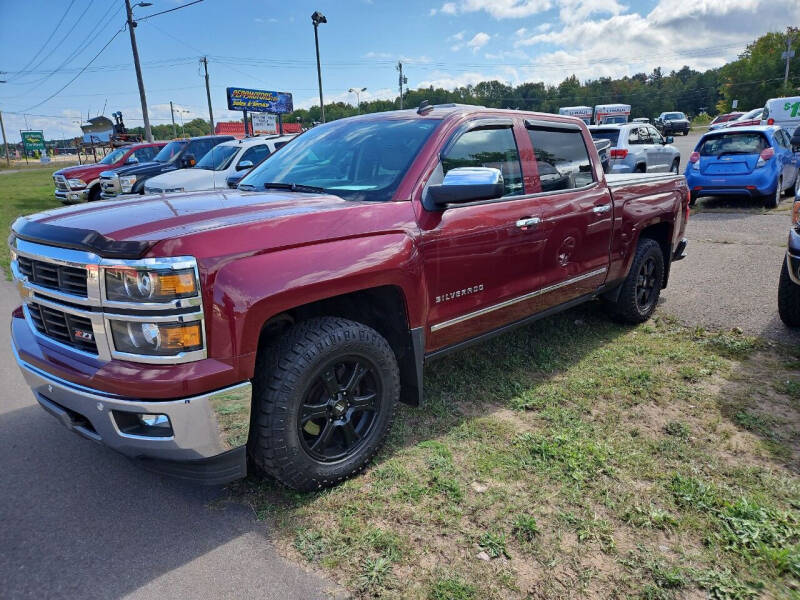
0 278 337 600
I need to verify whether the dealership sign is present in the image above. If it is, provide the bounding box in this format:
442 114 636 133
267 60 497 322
251 113 278 134
21 130 45 152
226 88 293 113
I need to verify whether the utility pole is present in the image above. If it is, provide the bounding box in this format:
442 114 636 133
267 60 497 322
200 56 214 131
125 0 153 142
783 27 797 90
169 101 177 138
397 62 407 110
0 111 10 166
311 11 327 123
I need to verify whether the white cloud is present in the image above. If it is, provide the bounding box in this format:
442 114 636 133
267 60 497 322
434 0 552 19
515 27 527 36
467 32 491 52
429 8 437 15
513 0 800 84
294 87 396 110
556 0 627 23
449 31 466 41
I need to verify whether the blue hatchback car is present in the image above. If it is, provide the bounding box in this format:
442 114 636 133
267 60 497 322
685 126 800 208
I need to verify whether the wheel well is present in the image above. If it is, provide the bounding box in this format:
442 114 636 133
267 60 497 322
634 163 646 173
257 285 422 406
639 222 672 288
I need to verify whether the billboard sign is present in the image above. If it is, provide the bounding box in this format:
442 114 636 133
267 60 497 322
21 130 45 153
251 113 278 134
226 87 293 113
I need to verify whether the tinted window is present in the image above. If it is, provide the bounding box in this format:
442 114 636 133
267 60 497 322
133 147 154 161
699 133 768 156
240 118 439 202
442 127 523 196
154 141 186 162
195 145 239 170
188 139 216 161
591 129 620 146
239 144 270 166
527 127 593 192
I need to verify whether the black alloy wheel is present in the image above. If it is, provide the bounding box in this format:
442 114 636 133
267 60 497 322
635 255 659 312
299 356 381 462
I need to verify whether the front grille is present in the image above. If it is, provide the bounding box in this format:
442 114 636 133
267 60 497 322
27 302 98 354
100 176 119 196
17 256 88 297
54 175 69 191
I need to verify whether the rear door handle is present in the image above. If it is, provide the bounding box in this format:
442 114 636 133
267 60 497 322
515 217 541 229
593 204 612 214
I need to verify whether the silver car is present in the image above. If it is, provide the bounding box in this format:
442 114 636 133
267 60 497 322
589 123 681 174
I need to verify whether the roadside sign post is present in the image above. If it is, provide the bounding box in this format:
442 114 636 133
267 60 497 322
226 87 293 138
20 130 45 164
0 111 10 166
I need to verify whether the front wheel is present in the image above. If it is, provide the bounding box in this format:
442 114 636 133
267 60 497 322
606 238 665 324
778 259 800 327
249 317 399 491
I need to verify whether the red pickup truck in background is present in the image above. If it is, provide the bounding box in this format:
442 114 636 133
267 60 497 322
10 104 689 490
51 142 165 203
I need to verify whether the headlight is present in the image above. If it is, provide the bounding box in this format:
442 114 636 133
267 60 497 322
119 175 137 192
104 267 197 302
110 320 203 356
67 178 86 189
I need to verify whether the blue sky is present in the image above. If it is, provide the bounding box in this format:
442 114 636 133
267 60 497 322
0 0 797 141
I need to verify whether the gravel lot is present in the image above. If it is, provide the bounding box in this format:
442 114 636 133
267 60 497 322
659 130 800 346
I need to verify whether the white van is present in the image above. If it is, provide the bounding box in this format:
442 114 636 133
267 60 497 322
762 96 800 135
558 106 593 124
594 104 631 125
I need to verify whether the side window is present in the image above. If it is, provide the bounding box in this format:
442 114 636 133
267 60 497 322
239 144 270 166
189 140 214 160
441 127 523 196
628 128 640 144
527 126 594 192
133 147 153 161
639 127 653 144
647 127 662 144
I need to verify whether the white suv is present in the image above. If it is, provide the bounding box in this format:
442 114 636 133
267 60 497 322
144 134 296 194
589 123 681 174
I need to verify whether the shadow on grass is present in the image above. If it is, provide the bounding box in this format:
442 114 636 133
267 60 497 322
230 301 630 507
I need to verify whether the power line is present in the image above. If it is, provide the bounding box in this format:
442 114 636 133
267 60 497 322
7 0 77 82
136 0 204 22
19 27 126 113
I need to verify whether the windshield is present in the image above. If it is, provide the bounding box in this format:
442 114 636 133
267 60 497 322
699 133 768 156
590 130 620 145
153 140 186 162
737 109 762 121
663 112 685 120
240 118 440 202
195 145 238 171
100 148 127 165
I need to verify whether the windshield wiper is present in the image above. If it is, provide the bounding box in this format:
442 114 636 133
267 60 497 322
263 182 327 194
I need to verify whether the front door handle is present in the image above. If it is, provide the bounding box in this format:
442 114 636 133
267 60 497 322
593 204 612 214
515 217 541 229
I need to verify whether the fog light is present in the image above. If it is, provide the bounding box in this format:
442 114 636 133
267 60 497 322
113 411 173 437
139 413 170 428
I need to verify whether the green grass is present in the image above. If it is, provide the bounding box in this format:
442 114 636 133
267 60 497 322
229 312 800 598
0 167 63 276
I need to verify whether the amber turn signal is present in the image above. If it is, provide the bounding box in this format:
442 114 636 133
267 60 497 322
162 323 202 350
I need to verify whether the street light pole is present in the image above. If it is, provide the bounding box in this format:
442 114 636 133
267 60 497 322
783 27 797 90
311 11 327 123
125 0 154 142
348 87 367 114
170 101 177 138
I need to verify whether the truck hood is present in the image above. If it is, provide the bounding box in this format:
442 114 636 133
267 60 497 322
20 189 375 245
145 168 225 192
54 164 109 180
107 161 174 177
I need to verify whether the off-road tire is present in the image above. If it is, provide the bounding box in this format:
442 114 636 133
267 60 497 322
249 317 399 491
764 177 782 209
778 259 800 327
607 238 665 324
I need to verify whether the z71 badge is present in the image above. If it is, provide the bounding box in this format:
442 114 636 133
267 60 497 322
436 284 484 304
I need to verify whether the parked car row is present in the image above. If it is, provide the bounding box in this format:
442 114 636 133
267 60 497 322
52 133 298 204
589 122 680 174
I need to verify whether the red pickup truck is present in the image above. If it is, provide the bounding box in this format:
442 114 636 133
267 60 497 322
52 142 165 203
10 105 689 490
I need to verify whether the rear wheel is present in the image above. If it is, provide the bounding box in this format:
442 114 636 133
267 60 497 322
670 159 680 174
634 164 646 173
764 177 782 209
689 191 698 207
778 260 800 327
606 238 665 324
249 317 399 491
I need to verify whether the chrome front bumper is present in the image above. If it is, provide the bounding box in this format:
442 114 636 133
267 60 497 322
13 341 252 483
55 187 90 204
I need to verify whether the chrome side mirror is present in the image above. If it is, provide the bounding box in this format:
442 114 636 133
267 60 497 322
427 167 504 207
